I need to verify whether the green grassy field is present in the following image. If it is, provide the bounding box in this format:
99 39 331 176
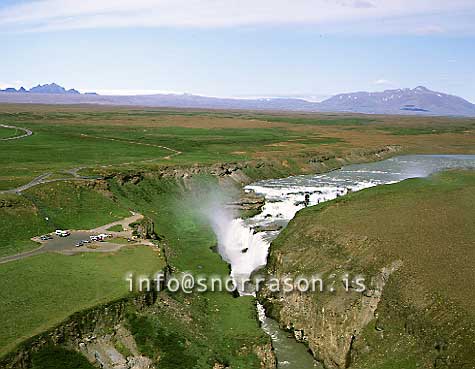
0 110 347 190
0 246 165 357
106 224 124 232
24 181 130 230
267 170 475 368
0 125 21 139
0 121 172 190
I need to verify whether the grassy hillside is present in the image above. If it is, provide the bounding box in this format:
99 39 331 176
265 170 475 368
0 194 51 257
109 174 269 368
24 181 130 230
0 246 165 357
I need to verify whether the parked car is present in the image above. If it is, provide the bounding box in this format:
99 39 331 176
75 242 83 247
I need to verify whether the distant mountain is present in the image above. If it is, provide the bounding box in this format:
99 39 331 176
318 86 475 116
0 83 82 94
29 83 80 94
0 83 474 117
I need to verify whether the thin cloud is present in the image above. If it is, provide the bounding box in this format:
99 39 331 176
374 79 393 85
0 0 474 34
352 1 376 9
413 25 445 35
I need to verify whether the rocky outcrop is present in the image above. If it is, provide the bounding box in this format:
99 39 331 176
253 342 277 369
131 216 158 240
79 325 155 369
226 190 265 217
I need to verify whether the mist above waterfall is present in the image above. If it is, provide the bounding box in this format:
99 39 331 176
192 186 269 287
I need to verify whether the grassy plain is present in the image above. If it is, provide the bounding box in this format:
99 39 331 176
1 104 474 190
106 224 124 232
0 193 51 257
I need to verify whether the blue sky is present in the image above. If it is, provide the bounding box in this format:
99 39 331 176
1 0 474 102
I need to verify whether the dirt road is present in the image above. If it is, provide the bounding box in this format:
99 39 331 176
0 124 32 141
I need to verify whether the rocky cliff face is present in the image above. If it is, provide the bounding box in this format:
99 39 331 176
108 144 400 189
260 256 402 368
258 219 400 369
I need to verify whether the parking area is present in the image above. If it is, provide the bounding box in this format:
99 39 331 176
36 232 104 252
0 213 156 264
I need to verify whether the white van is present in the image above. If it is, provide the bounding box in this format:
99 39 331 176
55 230 70 237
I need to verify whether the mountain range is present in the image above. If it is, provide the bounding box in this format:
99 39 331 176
2 83 80 95
1 83 474 117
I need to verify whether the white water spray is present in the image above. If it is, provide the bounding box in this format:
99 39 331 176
206 206 269 293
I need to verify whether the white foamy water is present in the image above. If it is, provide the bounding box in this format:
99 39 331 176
211 155 475 368
215 218 269 278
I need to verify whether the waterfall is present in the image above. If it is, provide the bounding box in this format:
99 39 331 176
208 207 269 294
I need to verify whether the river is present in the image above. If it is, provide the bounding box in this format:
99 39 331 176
213 155 475 368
